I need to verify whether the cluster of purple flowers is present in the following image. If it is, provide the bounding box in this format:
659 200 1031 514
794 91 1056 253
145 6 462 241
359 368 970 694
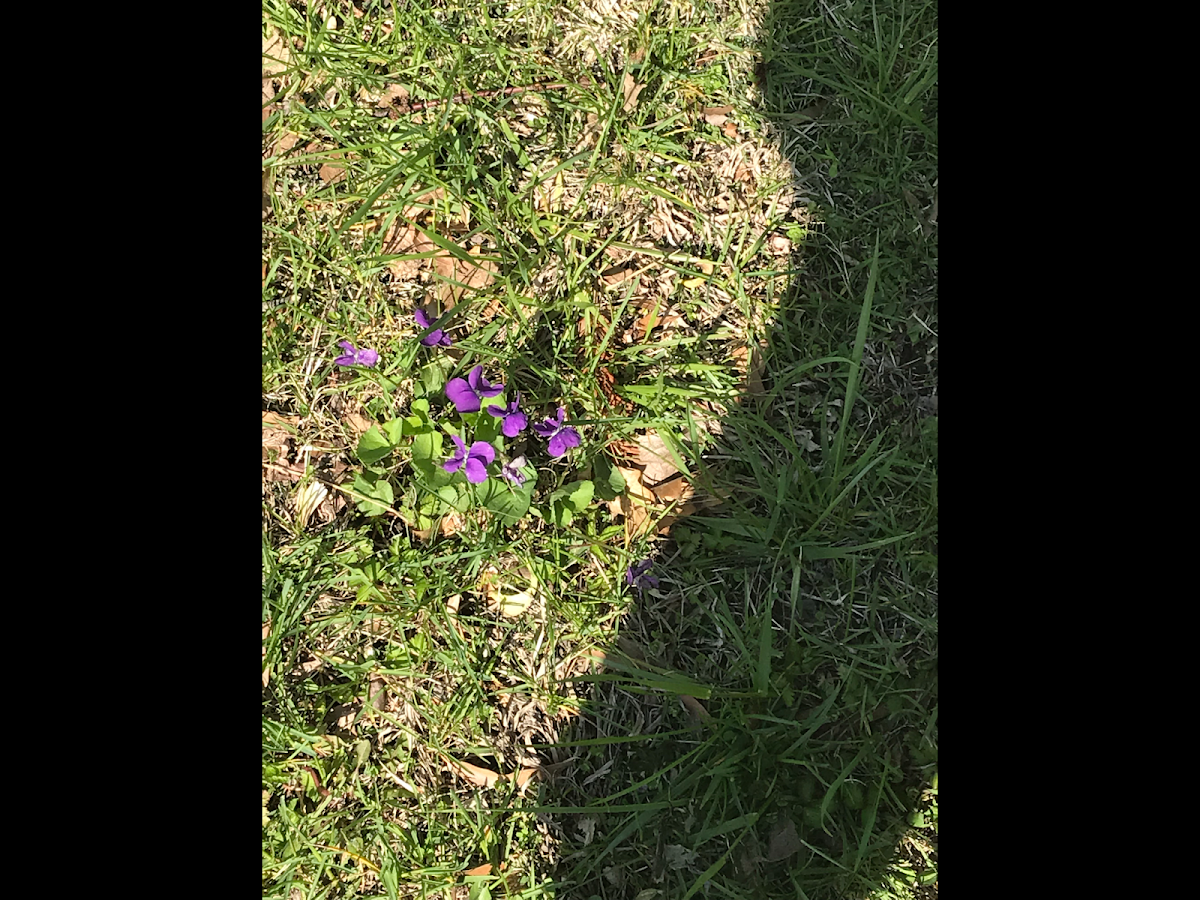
333 312 583 485
415 309 581 485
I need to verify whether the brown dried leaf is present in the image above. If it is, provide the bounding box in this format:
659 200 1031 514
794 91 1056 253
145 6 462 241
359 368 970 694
262 621 271 688
262 30 292 77
367 675 387 711
436 246 497 307
439 509 466 537
599 262 639 287
573 111 602 153
733 342 766 396
378 84 410 111
318 151 348 184
702 105 733 125
622 72 646 113
648 475 694 505
400 187 447 222
344 412 373 435
515 767 539 790
380 221 435 281
446 758 502 789
722 121 739 139
463 864 493 877
632 432 682 486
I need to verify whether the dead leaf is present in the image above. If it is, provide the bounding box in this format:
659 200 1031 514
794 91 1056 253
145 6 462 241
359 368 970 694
344 412 373 435
262 30 291 78
680 694 711 723
318 151 347 184
262 621 271 688
722 121 739 139
446 757 503 789
379 220 435 281
648 475 694 505
702 105 733 125
367 674 387 711
732 342 766 396
622 72 646 113
766 817 802 862
435 246 497 307
463 864 493 877
439 508 466 537
331 702 362 731
516 767 539 790
631 432 683 486
478 563 539 617
378 83 410 112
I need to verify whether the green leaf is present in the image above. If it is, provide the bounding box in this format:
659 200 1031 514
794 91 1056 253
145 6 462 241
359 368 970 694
547 479 594 527
352 469 395 517
419 357 453 395
480 467 537 523
550 479 594 512
411 428 444 465
381 418 405 445
355 426 392 466
593 454 626 501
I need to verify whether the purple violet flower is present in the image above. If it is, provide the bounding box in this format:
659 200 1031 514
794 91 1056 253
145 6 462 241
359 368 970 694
442 435 496 484
625 559 659 594
414 308 452 348
533 407 581 457
501 455 527 487
488 392 529 438
334 341 379 368
445 365 504 414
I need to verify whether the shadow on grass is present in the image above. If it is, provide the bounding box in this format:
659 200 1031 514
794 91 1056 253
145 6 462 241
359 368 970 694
545 2 938 897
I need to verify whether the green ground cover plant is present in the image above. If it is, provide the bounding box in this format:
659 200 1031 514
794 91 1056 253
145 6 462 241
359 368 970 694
263 1 936 897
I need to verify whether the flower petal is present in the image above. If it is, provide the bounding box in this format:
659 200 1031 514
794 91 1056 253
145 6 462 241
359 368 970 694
443 456 463 474
533 419 556 438
334 354 356 366
547 433 567 457
501 412 527 438
446 378 481 413
487 403 506 418
464 457 488 483
467 365 484 391
558 426 581 451
414 309 432 328
357 348 379 367
470 441 496 465
451 435 468 458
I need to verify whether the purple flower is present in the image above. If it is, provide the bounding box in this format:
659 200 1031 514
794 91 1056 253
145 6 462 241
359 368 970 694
445 365 504 414
488 392 529 438
334 341 379 368
533 407 581 457
501 455 527 487
415 308 452 348
442 435 496 484
625 559 659 594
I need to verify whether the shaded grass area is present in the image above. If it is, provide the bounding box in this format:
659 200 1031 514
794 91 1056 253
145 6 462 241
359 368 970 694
262 1 936 898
